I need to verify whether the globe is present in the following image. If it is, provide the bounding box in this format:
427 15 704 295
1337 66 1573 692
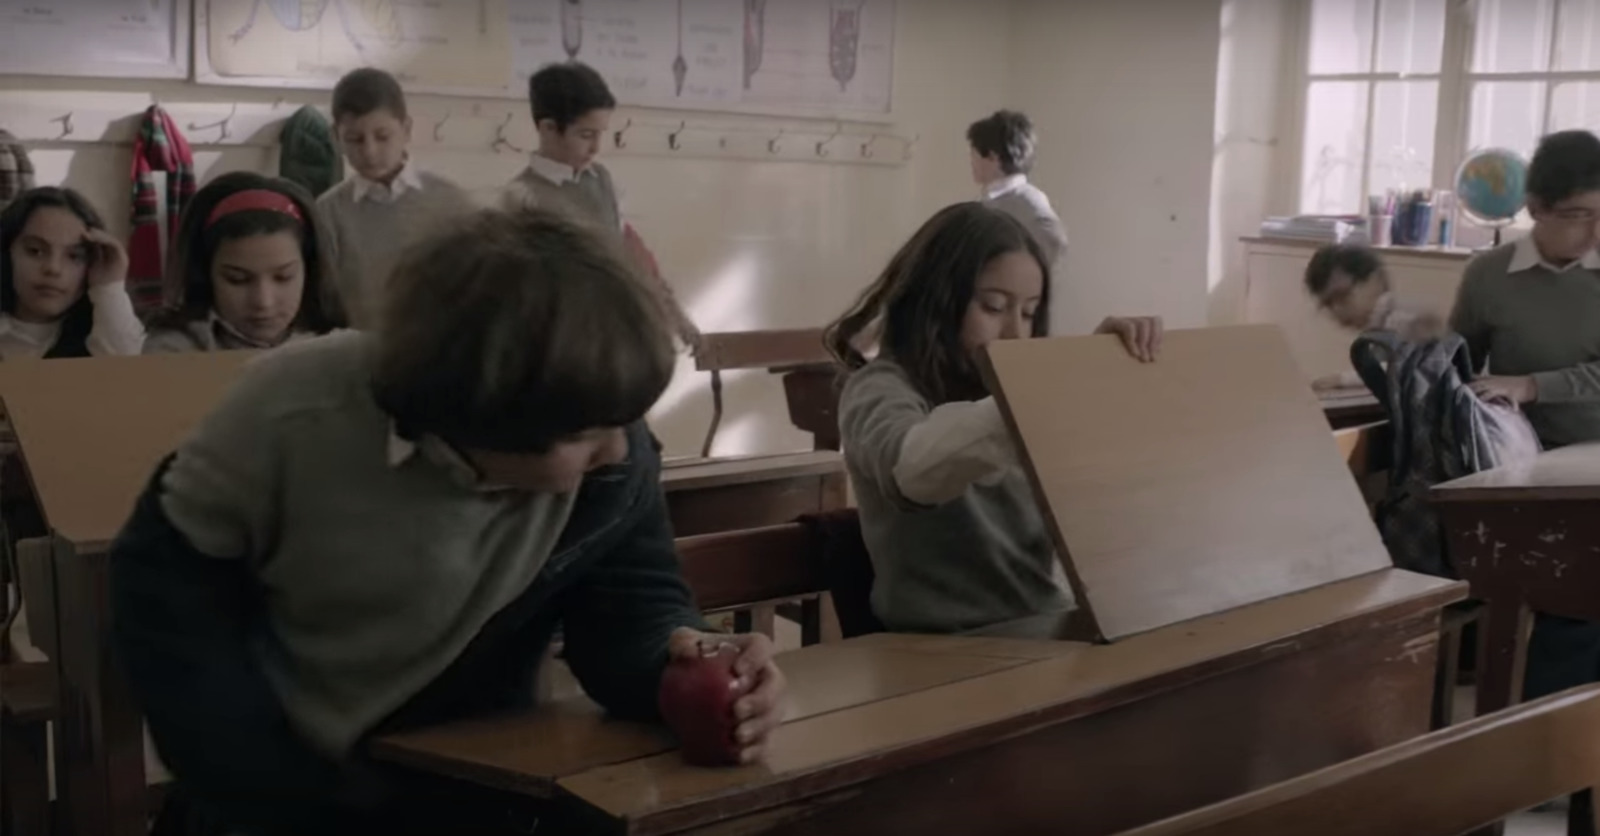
1454 148 1529 227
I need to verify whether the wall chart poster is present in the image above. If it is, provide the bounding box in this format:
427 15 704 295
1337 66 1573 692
0 0 190 78
508 0 895 115
204 0 513 91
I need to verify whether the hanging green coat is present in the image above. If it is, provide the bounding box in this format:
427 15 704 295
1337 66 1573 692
278 105 343 198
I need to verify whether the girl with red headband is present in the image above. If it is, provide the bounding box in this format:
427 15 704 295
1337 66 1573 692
0 186 145 359
145 172 346 353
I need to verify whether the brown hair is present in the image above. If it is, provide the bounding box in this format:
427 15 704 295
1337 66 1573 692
332 67 409 123
825 202 1051 405
373 208 674 453
150 172 344 334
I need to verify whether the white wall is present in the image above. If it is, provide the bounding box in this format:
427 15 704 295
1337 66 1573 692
1007 0 1223 335
0 0 1012 459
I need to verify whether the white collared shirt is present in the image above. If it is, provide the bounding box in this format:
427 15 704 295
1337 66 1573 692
0 282 144 359
984 174 1029 201
527 152 592 186
351 160 425 205
1508 235 1600 274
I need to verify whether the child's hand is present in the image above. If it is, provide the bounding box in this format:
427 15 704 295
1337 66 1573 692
82 230 130 289
1469 375 1538 405
1095 316 1164 362
667 627 787 764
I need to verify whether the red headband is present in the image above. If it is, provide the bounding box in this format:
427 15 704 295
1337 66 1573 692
206 189 304 228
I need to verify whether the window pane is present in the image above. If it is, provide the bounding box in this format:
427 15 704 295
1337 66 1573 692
1308 0 1376 75
1301 81 1370 214
1368 81 1439 195
1375 0 1446 74
1556 0 1600 70
1550 81 1600 134
1469 82 1546 161
1471 0 1556 73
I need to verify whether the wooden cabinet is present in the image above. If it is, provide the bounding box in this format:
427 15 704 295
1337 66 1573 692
1241 238 1473 380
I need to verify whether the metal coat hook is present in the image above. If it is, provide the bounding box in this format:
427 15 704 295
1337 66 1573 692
768 128 785 154
432 110 451 143
815 124 842 158
272 96 287 110
667 121 687 151
50 112 74 140
902 133 919 161
860 133 879 159
613 118 632 149
491 112 525 154
188 103 237 141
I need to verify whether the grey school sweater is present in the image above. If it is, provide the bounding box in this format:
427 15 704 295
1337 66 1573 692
838 359 1068 633
318 171 475 330
1450 242 1600 447
157 332 575 755
985 175 1069 269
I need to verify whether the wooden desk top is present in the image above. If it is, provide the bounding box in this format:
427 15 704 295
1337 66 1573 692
983 326 1390 642
373 569 1462 833
1431 442 1600 503
659 451 842 492
0 352 256 550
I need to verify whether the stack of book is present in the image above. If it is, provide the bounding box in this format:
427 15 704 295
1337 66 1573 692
1259 215 1367 243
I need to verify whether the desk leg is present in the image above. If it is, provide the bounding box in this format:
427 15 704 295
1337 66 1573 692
1475 597 1533 716
51 543 147 836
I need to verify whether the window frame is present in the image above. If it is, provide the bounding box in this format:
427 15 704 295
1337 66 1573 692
1294 0 1600 214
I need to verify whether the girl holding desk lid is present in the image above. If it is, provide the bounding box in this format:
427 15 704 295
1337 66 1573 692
144 172 346 354
824 202 1162 635
0 186 144 359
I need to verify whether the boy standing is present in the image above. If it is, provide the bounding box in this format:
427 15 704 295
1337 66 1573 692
1303 243 1441 390
1451 129 1600 706
319 67 475 329
968 110 1069 272
1451 129 1600 450
111 209 785 835
504 61 700 351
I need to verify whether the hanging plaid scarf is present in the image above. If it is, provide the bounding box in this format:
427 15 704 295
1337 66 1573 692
0 129 35 209
127 106 195 315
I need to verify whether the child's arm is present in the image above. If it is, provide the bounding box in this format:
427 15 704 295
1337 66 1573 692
109 374 358 834
81 229 146 356
839 366 1015 509
560 423 710 720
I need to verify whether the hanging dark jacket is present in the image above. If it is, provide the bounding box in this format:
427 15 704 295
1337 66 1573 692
278 106 343 198
1353 330 1541 578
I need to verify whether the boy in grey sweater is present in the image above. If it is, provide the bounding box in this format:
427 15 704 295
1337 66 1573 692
968 110 1069 275
318 68 474 329
503 61 700 350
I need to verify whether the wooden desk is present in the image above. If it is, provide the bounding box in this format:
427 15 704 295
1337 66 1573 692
1320 390 1384 430
1431 442 1600 718
662 452 847 537
374 570 1462 835
0 352 258 836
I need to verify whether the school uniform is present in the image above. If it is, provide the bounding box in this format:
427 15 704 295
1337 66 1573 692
109 332 703 834
837 358 1071 634
983 174 1069 270
318 162 475 330
503 155 696 343
0 282 144 359
143 312 320 354
1451 237 1600 448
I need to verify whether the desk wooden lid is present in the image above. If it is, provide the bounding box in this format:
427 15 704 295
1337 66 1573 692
982 325 1390 642
0 352 255 549
1431 441 1600 502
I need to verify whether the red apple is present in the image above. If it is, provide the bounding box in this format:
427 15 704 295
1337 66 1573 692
658 642 747 766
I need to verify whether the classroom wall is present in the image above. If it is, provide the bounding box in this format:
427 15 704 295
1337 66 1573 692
0 0 1012 460
1007 0 1223 335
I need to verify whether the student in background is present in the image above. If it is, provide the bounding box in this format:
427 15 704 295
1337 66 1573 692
504 61 700 351
968 110 1069 273
824 202 1161 635
0 186 144 358
145 172 345 354
1303 243 1442 390
112 209 784 834
319 67 475 329
1451 129 1600 704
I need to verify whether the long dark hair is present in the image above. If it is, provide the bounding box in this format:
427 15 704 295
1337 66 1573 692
824 202 1051 404
0 187 103 358
149 171 345 333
